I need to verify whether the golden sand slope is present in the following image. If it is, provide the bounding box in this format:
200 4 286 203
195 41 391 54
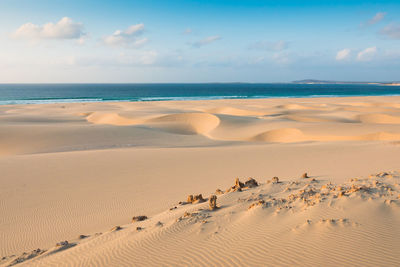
2 172 399 267
1 96 400 266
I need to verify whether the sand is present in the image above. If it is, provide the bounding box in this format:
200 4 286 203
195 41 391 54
1 96 400 266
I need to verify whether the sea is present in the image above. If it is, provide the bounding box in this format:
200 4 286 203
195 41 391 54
0 83 400 105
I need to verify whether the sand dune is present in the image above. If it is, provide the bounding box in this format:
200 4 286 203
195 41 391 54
147 113 220 135
2 172 399 267
86 112 141 126
277 103 317 110
357 113 400 124
85 112 221 135
355 131 400 141
252 128 306 143
1 96 400 266
206 106 264 116
76 99 400 144
252 128 400 143
284 114 356 123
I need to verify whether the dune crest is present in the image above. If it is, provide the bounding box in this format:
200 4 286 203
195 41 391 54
86 112 141 126
147 113 220 135
252 128 306 143
207 106 264 116
85 111 221 136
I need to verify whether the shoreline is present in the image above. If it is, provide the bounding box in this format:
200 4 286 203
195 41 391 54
2 93 400 106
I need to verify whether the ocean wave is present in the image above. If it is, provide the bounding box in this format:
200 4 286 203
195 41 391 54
1 94 400 105
137 96 248 101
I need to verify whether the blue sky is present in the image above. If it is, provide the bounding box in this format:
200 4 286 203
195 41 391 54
0 0 399 82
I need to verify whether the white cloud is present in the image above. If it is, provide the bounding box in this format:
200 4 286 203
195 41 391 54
336 48 351 61
357 47 377 61
192 35 221 47
368 12 386 25
249 40 288 51
103 23 147 47
380 23 400 39
13 17 85 40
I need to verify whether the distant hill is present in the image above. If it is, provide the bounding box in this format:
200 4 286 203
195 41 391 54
292 79 400 85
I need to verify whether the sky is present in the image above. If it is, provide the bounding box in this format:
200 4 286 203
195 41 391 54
0 0 399 83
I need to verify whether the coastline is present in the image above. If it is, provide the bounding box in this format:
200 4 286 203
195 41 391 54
1 83 400 106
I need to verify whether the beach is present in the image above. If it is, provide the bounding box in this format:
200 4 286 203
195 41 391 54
1 96 400 266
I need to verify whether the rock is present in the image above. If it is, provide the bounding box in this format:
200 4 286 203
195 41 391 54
229 185 242 192
110 226 122 231
136 227 143 231
302 173 309 178
226 178 245 192
215 189 224 195
7 248 45 266
244 178 258 188
248 200 265 210
235 178 244 188
272 177 279 184
209 195 218 210
78 235 88 239
56 241 69 247
193 194 205 203
187 194 205 204
132 215 148 223
377 172 389 178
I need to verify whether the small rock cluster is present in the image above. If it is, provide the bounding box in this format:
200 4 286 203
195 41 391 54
247 171 400 212
226 177 259 193
110 226 122 232
4 248 45 266
132 215 148 223
187 194 205 204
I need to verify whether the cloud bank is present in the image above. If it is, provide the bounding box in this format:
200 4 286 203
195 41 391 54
13 17 85 40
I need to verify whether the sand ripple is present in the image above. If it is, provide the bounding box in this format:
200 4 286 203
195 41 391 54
4 171 399 267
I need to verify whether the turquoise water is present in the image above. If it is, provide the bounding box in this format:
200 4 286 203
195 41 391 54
0 83 399 105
